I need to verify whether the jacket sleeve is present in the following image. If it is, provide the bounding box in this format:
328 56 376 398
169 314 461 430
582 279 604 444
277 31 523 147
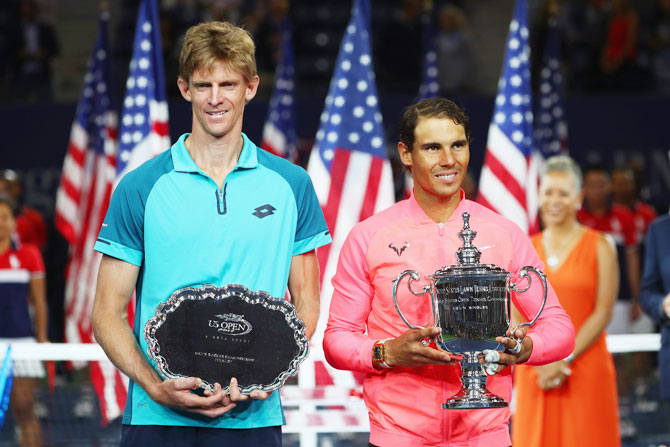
323 225 378 373
640 220 670 326
510 228 575 366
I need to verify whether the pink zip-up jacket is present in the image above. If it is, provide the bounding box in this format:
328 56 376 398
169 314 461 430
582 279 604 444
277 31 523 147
323 192 575 447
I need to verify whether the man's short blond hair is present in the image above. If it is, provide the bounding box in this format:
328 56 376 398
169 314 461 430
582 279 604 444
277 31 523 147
179 21 257 83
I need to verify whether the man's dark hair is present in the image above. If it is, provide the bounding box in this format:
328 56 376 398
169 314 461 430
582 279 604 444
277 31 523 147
398 97 471 151
581 163 610 180
0 194 17 217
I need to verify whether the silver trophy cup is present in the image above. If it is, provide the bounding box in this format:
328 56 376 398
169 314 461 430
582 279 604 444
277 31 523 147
392 212 547 409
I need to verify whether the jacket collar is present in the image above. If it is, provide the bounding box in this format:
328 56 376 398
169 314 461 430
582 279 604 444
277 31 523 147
406 189 471 224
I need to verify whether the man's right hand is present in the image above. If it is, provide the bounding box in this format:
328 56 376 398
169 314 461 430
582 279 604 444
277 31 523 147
384 326 459 367
150 377 237 418
663 293 670 318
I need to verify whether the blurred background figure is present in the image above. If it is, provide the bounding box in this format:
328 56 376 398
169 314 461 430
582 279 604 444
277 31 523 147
640 213 670 431
559 0 610 91
513 155 620 447
0 195 48 447
199 0 243 23
0 170 47 253
578 164 640 334
247 0 290 98
648 0 670 92
611 165 657 247
376 0 424 96
435 4 473 94
598 0 646 91
7 0 60 103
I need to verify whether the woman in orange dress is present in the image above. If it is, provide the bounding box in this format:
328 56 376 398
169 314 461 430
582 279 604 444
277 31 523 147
512 155 620 447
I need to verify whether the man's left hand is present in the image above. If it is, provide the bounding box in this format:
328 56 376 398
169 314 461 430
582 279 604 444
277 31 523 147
480 326 532 375
662 293 670 318
228 377 270 402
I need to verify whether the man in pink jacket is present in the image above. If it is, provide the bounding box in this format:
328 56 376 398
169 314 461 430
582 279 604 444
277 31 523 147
323 97 575 447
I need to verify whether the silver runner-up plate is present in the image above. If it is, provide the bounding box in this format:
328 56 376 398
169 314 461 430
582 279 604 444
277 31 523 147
144 284 309 394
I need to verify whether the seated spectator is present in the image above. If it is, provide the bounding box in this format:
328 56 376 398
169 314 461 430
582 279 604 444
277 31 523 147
8 0 60 103
435 4 473 94
598 0 647 91
247 0 289 97
649 0 670 92
559 0 610 91
376 0 424 96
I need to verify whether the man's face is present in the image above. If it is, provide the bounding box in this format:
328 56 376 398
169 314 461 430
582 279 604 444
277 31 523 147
177 60 259 141
0 203 15 243
399 117 469 202
0 178 21 202
610 170 634 204
582 171 611 207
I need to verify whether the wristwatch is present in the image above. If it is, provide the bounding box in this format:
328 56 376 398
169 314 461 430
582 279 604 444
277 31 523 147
372 338 393 369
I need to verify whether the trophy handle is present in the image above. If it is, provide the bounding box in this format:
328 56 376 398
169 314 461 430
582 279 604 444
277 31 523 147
392 270 434 330
510 266 548 328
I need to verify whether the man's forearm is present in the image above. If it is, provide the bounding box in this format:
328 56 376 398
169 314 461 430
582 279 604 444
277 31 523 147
294 298 319 340
626 247 641 299
93 308 162 398
288 251 321 340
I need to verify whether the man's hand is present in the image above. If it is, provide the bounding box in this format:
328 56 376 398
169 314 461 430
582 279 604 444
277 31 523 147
150 377 237 418
630 300 642 322
481 326 532 375
535 361 572 390
663 293 670 318
384 326 459 367
228 377 270 402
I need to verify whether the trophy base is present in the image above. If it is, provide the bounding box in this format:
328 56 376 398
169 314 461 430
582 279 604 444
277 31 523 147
443 352 509 409
443 389 508 409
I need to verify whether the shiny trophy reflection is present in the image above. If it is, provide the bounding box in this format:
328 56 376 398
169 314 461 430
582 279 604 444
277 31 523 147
392 212 547 409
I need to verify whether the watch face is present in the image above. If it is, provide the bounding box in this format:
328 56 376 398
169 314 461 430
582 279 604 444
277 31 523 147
373 344 383 361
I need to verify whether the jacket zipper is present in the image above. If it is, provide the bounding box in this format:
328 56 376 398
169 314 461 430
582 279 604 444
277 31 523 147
438 222 446 268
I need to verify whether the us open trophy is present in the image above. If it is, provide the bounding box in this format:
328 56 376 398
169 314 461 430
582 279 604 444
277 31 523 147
392 212 547 409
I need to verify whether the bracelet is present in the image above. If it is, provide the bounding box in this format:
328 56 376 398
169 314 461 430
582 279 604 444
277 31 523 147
372 338 394 369
564 353 575 364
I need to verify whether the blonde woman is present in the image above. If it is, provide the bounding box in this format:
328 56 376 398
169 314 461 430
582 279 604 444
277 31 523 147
512 155 620 447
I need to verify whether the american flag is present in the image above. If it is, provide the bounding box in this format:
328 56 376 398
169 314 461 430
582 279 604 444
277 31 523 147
54 12 127 424
117 0 170 180
305 0 395 388
535 19 568 158
477 0 538 234
261 19 297 162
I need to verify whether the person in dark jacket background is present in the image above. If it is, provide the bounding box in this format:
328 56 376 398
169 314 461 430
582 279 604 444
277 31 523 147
640 213 670 430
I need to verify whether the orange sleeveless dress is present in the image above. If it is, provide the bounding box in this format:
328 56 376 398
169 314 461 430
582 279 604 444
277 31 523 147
512 228 620 447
